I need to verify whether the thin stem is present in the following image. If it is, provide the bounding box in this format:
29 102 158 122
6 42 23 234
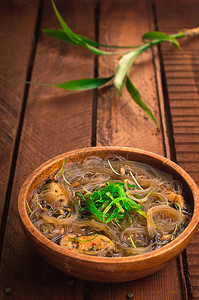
25 81 54 87
97 43 142 49
171 32 185 39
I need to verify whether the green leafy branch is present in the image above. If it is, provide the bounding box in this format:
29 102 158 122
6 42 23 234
34 0 199 126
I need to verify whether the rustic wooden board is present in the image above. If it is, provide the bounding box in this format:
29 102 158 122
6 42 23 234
96 0 183 299
0 0 39 229
0 0 95 299
97 0 165 153
1 0 198 299
87 261 182 300
155 0 199 298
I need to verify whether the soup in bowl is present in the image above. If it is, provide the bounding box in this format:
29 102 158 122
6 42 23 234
18 147 199 282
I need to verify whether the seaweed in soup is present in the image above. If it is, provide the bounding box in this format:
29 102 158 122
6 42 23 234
28 156 191 257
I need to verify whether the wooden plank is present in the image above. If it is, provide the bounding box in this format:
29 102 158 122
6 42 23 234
155 0 199 298
165 65 199 72
177 152 199 162
172 108 199 117
97 0 164 154
187 256 199 266
176 162 199 173
88 260 182 300
166 71 199 77
172 116 199 123
168 86 199 93
192 288 199 299
96 0 182 299
1 1 197 300
170 100 199 108
0 0 39 228
174 134 199 143
173 122 199 129
169 94 199 100
0 0 95 299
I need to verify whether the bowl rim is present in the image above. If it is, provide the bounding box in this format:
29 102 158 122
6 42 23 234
18 146 199 264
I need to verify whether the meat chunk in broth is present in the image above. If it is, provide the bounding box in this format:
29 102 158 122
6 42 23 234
60 233 115 256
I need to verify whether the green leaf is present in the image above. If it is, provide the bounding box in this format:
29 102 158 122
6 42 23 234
84 42 118 55
42 28 78 45
43 28 140 49
51 0 84 46
114 50 140 91
26 75 114 91
51 1 129 55
142 31 180 49
126 76 158 126
54 75 114 90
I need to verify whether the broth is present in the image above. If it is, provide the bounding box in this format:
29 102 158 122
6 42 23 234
28 155 191 257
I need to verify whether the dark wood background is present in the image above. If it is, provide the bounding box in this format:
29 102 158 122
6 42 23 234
0 0 198 299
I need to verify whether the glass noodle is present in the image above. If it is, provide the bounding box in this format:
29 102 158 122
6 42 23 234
28 155 191 257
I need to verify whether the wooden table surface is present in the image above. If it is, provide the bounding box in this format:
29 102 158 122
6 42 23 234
0 0 199 299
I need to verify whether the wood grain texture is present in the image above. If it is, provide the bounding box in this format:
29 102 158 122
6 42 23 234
88 262 185 300
0 0 39 228
1 0 199 299
0 0 95 299
96 0 182 299
155 0 199 298
97 0 164 153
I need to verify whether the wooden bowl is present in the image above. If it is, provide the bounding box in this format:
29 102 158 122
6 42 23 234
18 146 199 282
